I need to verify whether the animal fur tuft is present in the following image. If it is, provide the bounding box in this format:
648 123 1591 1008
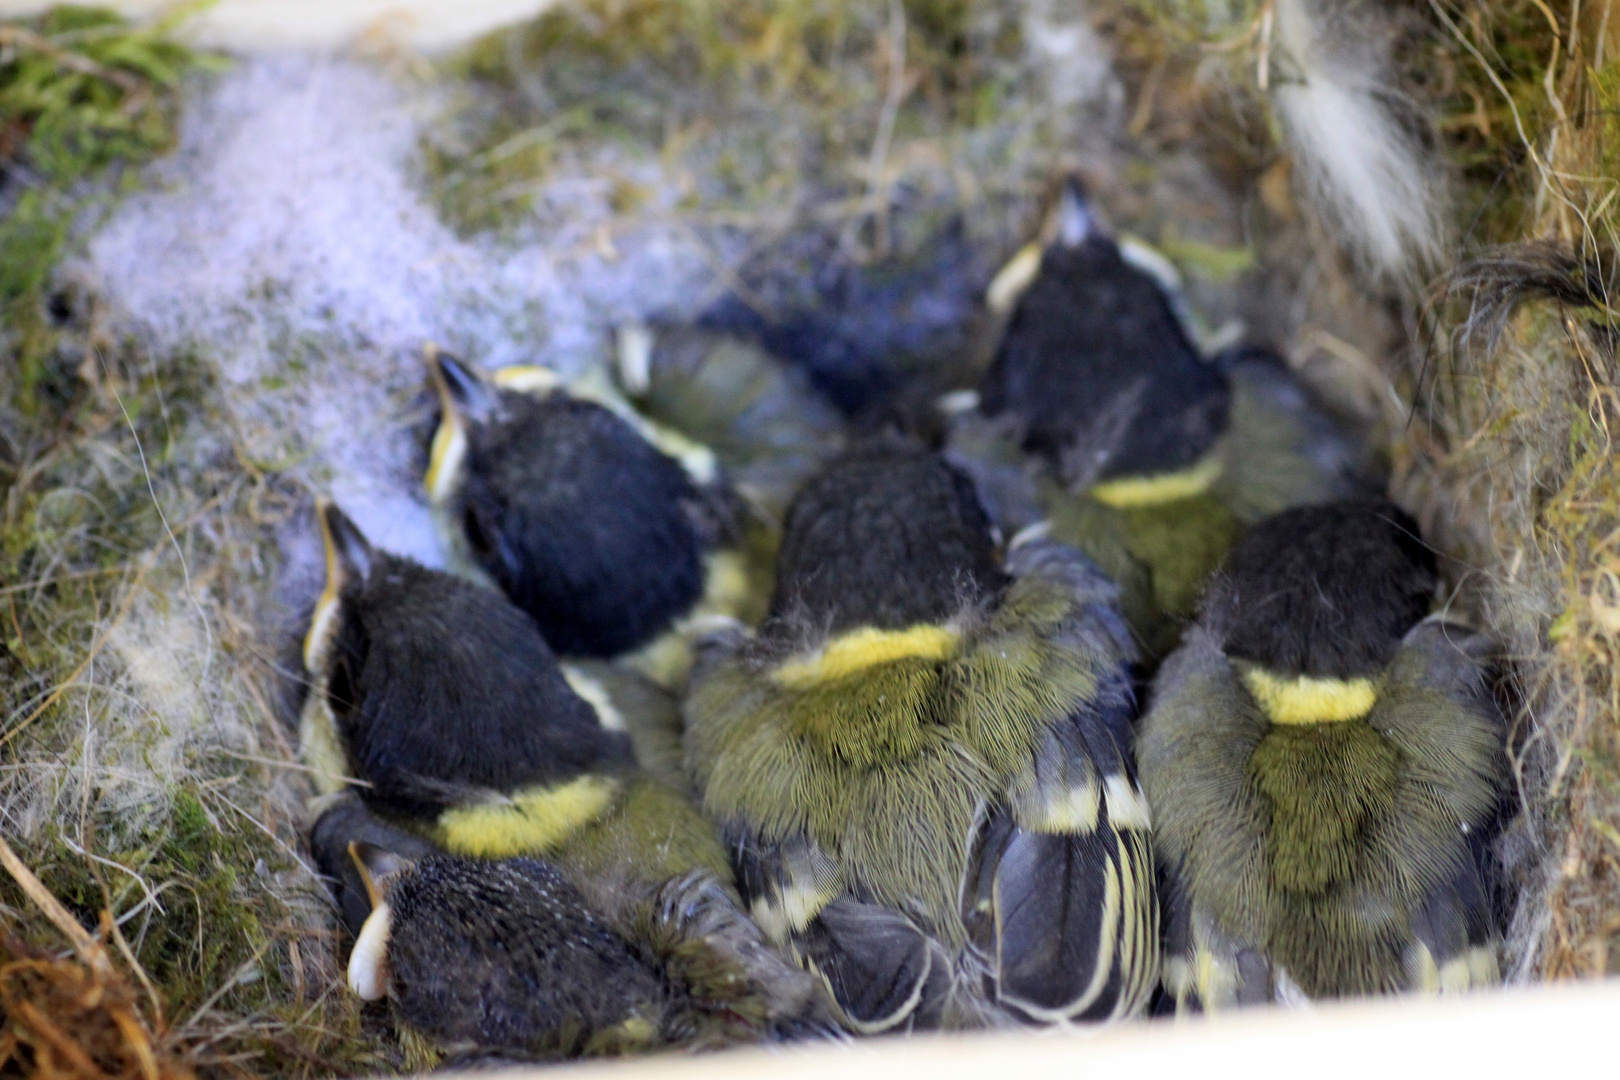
1269 0 1447 281
1446 240 1619 351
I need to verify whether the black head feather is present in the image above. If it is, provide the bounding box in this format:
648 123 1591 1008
978 236 1229 482
769 444 1006 633
327 551 634 816
309 792 440 939
386 856 665 1055
456 390 708 657
1214 499 1437 678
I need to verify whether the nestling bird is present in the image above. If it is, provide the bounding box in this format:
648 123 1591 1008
683 443 1158 1032
945 179 1369 657
611 324 847 525
424 350 762 688
1137 499 1509 1008
341 844 671 1060
310 797 822 1062
298 501 835 1049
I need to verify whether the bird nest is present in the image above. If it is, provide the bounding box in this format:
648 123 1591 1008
0 0 1614 1075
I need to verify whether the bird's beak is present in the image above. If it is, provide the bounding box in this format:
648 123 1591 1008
425 348 493 502
1054 176 1094 248
349 840 413 910
432 348 498 425
345 840 416 1002
304 500 372 671
319 500 374 590
347 901 393 1001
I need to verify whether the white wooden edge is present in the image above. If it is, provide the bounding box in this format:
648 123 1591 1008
495 981 1619 1080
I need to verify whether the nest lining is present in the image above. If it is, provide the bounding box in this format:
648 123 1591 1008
1 0 1616 1074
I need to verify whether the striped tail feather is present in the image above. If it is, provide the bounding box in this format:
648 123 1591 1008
976 693 1160 1022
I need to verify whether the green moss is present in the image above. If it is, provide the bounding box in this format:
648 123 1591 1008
425 0 1032 236
0 321 380 1073
0 4 216 414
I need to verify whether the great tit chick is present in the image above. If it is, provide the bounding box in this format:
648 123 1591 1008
979 181 1230 486
611 325 847 525
684 444 1158 1032
337 839 671 1061
1138 499 1509 1008
946 180 1368 657
300 502 837 1043
424 351 758 687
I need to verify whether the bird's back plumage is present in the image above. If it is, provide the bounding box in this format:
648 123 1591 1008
1139 501 1509 1006
685 447 1157 1030
621 327 847 524
979 237 1229 485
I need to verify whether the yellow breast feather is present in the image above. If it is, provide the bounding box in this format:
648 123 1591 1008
1241 667 1378 725
435 775 621 858
1089 455 1223 509
773 624 961 689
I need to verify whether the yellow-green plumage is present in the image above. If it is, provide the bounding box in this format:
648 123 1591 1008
1249 720 1401 898
690 572 1103 942
540 777 737 913
1036 359 1366 657
1212 358 1371 525
1043 486 1241 656
685 447 1158 1031
1139 502 1509 1006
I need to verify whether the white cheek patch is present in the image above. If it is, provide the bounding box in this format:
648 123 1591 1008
561 666 626 732
348 902 393 1001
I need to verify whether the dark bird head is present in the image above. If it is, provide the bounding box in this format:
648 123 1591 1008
1213 498 1437 680
301 501 635 817
768 443 1007 635
310 791 442 940
342 843 666 1056
425 350 714 658
978 179 1230 486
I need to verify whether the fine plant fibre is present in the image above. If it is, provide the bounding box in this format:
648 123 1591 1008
7 0 1612 1073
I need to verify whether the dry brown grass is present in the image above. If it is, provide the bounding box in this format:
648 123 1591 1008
5 4 1619 1077
1414 0 1620 980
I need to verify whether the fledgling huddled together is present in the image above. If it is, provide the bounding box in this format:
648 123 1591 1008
292 178 1513 1065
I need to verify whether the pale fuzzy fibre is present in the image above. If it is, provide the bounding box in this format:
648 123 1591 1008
1020 0 1124 114
1270 0 1446 281
80 57 731 574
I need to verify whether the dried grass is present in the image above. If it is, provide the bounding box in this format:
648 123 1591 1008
1409 0 1620 981
0 834 193 1080
3 2 1618 1077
